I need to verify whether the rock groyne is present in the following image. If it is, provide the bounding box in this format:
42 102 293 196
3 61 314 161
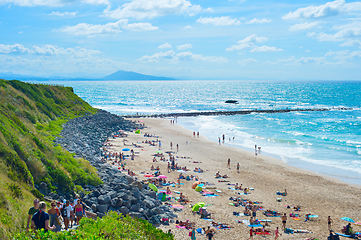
52 109 176 225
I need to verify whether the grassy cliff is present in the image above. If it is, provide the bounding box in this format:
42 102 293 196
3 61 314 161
0 80 102 239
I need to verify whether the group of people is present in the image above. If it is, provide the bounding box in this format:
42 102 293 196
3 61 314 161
27 196 86 232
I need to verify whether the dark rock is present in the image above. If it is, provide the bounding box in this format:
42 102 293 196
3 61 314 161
97 204 108 213
91 204 97 212
128 196 138 205
143 199 155 209
107 191 117 199
97 212 106 218
98 195 111 204
130 204 140 212
119 206 129 215
122 201 131 208
129 212 143 219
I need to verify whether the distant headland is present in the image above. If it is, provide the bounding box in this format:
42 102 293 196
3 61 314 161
0 70 176 81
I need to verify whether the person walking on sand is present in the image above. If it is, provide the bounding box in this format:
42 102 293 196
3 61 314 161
227 158 230 168
247 227 254 240
275 227 280 239
170 142 172 150
237 163 240 173
27 198 40 230
281 213 287 230
328 216 333 230
190 228 196 240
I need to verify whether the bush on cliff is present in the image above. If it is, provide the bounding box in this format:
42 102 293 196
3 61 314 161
15 211 174 240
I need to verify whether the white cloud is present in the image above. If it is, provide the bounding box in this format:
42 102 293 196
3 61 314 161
282 0 345 20
197 16 241 26
289 21 321 31
48 11 76 16
158 43 172 49
176 51 228 62
326 50 361 59
311 21 361 43
0 44 101 57
183 25 193 29
305 50 311 52
139 50 227 63
59 19 158 36
102 0 202 20
0 0 108 7
123 22 158 31
177 44 192 50
282 0 361 20
226 34 268 51
0 44 30 54
246 18 271 24
203 7 213 13
340 39 361 47
237 58 257 65
250 45 284 52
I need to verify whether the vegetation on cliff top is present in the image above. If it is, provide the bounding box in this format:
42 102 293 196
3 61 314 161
0 79 102 239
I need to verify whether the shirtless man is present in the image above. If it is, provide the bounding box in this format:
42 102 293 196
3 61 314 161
227 158 230 168
281 213 287 230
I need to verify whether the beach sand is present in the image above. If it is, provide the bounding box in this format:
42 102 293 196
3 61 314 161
107 118 361 240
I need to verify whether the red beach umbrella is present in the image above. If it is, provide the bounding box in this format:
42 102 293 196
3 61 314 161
144 174 154 178
158 175 168 179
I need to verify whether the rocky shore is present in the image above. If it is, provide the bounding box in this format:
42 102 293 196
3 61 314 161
43 109 176 225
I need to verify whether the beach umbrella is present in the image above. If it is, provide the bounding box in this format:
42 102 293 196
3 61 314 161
148 183 158 192
144 174 154 178
341 217 355 223
155 150 163 154
177 170 187 174
192 181 200 189
192 202 205 212
122 148 130 151
195 185 203 192
135 129 141 134
158 175 168 179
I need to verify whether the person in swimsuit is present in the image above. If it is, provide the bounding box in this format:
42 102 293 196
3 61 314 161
247 227 254 240
328 216 333 230
237 163 240 173
275 227 280 239
75 200 83 225
281 213 287 230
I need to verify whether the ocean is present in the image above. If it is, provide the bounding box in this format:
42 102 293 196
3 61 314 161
47 80 361 185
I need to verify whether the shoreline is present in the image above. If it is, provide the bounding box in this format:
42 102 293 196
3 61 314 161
112 117 361 239
174 116 361 188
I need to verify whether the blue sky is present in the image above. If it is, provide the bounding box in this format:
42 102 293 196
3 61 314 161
1 0 361 80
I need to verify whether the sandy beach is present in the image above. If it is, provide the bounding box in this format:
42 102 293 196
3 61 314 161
106 117 361 240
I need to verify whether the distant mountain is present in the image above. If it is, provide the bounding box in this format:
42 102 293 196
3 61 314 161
103 70 176 81
0 70 176 81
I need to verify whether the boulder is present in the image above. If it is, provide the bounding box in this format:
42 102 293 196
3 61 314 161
143 199 155 209
130 181 143 190
128 196 138 205
97 204 108 213
107 191 117 199
122 201 131 208
116 198 123 208
119 206 129 215
130 204 140 212
91 204 97 212
97 212 106 218
129 212 143 219
98 195 111 204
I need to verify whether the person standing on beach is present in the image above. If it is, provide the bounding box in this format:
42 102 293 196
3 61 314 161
197 132 199 138
247 227 254 240
190 228 196 240
227 158 230 168
170 142 172 150
328 216 333 230
218 137 221 145
237 163 240 173
281 213 287 230
193 132 195 138
176 144 179 152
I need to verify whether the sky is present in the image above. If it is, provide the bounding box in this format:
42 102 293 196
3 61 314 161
1 0 361 80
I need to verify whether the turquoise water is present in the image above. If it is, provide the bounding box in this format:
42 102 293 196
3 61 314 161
47 80 361 185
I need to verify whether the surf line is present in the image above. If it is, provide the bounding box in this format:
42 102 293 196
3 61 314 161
126 107 352 118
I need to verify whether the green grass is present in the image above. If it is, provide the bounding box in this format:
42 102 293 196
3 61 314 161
15 212 174 240
0 79 103 239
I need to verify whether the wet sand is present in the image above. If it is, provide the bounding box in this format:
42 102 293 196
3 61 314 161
107 118 361 240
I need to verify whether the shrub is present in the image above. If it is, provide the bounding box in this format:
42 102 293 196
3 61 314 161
30 189 44 201
7 183 23 199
